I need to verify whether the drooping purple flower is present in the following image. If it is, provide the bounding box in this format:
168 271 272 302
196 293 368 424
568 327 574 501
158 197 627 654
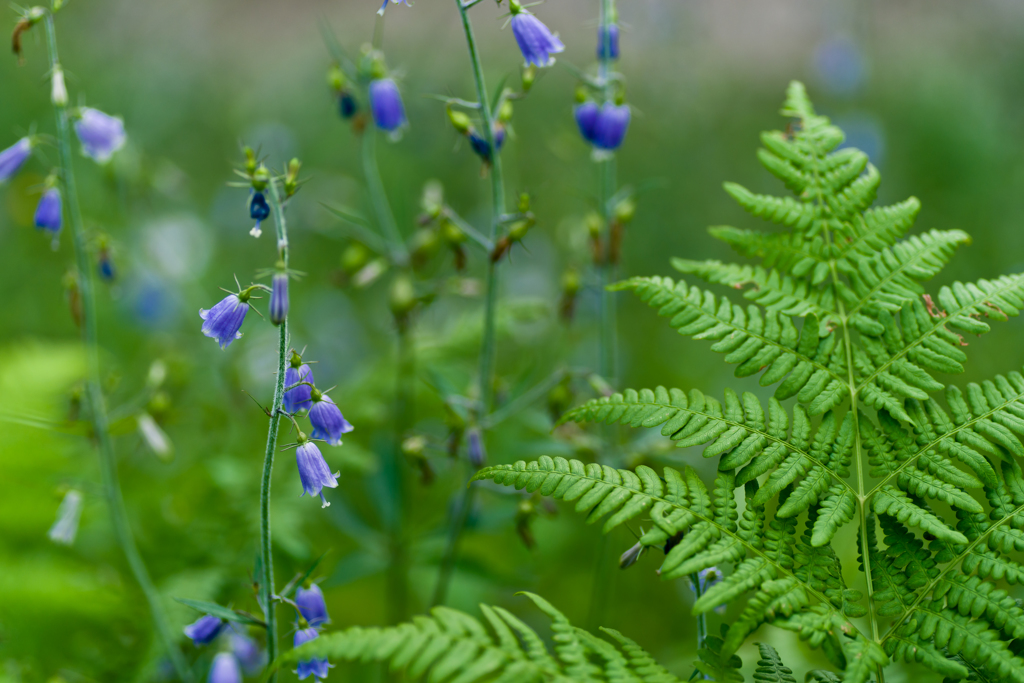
199 293 250 349
295 584 331 627
74 108 126 162
270 273 288 326
368 79 406 132
619 540 645 569
184 614 225 646
309 394 354 446
509 6 564 68
284 362 314 414
597 23 620 60
249 191 270 238
208 652 242 683
296 441 339 508
574 102 600 144
35 188 62 235
592 103 630 151
0 138 32 182
230 631 265 675
294 627 332 681
466 427 486 468
468 131 491 161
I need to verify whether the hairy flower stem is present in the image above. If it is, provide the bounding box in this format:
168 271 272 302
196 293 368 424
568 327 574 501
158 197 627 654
431 0 507 607
42 14 191 682
259 178 291 681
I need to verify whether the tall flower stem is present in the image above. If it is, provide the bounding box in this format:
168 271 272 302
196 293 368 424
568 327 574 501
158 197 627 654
431 0 507 607
362 128 409 266
259 177 291 681
386 320 414 624
42 14 191 682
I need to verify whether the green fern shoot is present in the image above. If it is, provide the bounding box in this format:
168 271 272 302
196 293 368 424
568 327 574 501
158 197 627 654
471 82 1024 683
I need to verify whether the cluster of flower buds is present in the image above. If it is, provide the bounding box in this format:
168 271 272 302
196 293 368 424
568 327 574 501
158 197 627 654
597 3 621 61
182 615 265 683
447 105 507 169
490 192 535 262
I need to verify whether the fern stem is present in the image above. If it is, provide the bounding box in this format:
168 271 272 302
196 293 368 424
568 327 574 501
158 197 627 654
43 14 191 682
259 177 292 682
431 0 506 606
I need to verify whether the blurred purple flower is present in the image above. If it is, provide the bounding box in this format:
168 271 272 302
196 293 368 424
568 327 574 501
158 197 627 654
574 102 600 144
284 362 314 414
208 652 241 683
296 441 339 507
466 427 486 468
230 631 265 675
74 108 126 162
369 79 406 132
295 584 331 627
35 188 62 235
597 23 619 60
593 103 630 150
199 293 250 349
814 36 865 96
309 395 354 446
510 5 564 68
270 273 288 326
294 627 332 681
0 138 31 182
339 92 358 120
184 614 224 646
249 191 270 238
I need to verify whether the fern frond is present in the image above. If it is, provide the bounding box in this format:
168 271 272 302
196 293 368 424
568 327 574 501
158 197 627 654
871 485 967 544
751 643 796 683
693 629 744 683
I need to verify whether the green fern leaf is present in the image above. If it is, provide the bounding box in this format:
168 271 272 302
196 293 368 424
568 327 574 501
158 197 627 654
872 485 968 544
721 578 808 656
750 643 796 683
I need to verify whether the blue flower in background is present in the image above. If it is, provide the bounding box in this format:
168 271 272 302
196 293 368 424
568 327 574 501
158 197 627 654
199 292 250 349
295 584 331 627
35 188 62 235
0 138 32 182
296 441 339 507
466 427 486 468
249 191 270 238
574 102 600 144
597 23 619 60
368 79 406 133
294 627 332 681
270 273 288 326
309 394 354 445
208 652 241 683
284 361 314 414
814 36 865 96
183 614 225 646
230 630 265 675
593 103 630 150
74 108 126 162
509 3 564 68
377 0 411 16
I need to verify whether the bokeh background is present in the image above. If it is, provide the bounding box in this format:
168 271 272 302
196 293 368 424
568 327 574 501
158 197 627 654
3 0 1024 680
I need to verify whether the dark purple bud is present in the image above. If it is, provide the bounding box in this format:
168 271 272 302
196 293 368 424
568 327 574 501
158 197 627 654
369 78 406 132
296 441 339 507
468 131 491 162
183 614 224 646
339 92 358 119
208 652 242 683
250 192 270 220
509 6 565 68
466 427 486 468
98 250 116 282
295 584 331 627
294 627 332 680
199 293 249 349
593 103 630 151
230 631 265 675
284 363 314 413
0 137 32 182
574 102 600 145
270 273 288 326
493 123 507 151
74 108 126 163
309 394 354 446
35 188 62 235
597 23 620 60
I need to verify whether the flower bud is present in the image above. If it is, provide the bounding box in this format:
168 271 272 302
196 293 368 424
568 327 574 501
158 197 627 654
353 258 388 288
619 540 644 569
48 489 83 545
402 435 426 459
243 146 257 175
327 64 346 92
285 158 301 197
51 64 68 106
614 196 636 224
515 498 536 549
340 242 370 274
270 271 289 326
559 268 580 322
420 180 444 219
521 65 537 92
295 583 331 627
209 652 242 683
369 78 407 133
447 107 473 135
251 165 269 192
138 412 173 461
466 427 486 469
35 186 63 237
508 217 533 242
498 99 514 123
389 274 417 318
585 212 603 238
410 227 440 269
441 219 466 245
517 192 531 214
339 92 358 120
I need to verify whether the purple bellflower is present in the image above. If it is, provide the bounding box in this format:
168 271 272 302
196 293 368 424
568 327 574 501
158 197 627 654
468 124 507 163
294 627 332 681
309 392 354 446
283 357 314 414
184 614 225 646
369 79 407 133
270 272 288 326
593 103 630 150
295 584 331 627
377 0 411 16
199 289 253 349
0 137 32 182
249 191 270 238
35 188 62 236
296 439 339 508
597 23 620 60
574 102 600 144
509 2 564 68
230 630 265 675
74 108 126 163
208 652 242 683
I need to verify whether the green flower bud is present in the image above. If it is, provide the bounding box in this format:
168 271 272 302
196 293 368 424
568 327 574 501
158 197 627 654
517 192 531 214
585 212 603 237
441 219 466 245
389 274 417 317
613 196 636 224
421 180 444 219
327 65 346 92
447 107 473 135
341 242 370 273
251 164 269 192
498 100 514 123
521 65 537 93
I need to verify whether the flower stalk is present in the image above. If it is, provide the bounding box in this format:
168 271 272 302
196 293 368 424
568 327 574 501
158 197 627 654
42 12 192 682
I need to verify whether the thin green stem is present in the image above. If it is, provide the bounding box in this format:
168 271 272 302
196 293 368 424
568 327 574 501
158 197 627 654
43 14 191 682
387 321 413 623
431 0 507 607
362 129 409 266
260 178 292 681
688 573 707 681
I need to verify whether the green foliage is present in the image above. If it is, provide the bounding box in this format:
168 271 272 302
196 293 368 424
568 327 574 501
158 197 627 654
475 82 1024 682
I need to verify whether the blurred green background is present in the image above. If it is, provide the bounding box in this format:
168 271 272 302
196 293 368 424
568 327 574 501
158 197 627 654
2 0 1024 681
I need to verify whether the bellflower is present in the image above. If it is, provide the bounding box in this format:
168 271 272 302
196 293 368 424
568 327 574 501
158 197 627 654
377 0 411 16
35 188 62 235
296 440 339 507
208 652 242 683
74 108 126 162
574 102 600 144
270 272 288 326
309 393 354 446
48 489 83 545
592 103 630 151
294 627 332 681
466 427 486 468
199 290 252 349
283 359 314 414
249 191 270 238
0 137 32 182
597 23 620 60
509 2 564 68
368 78 406 132
295 584 331 627
184 614 225 646
230 631 265 675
